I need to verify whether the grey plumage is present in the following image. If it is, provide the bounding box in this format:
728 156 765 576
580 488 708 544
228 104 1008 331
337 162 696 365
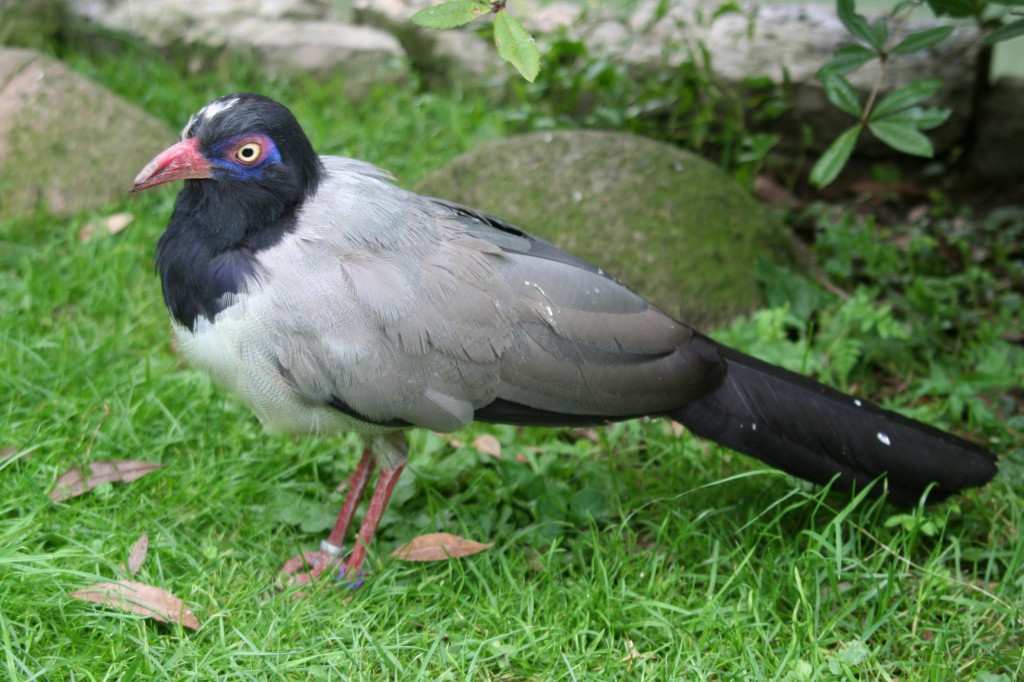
179 156 715 435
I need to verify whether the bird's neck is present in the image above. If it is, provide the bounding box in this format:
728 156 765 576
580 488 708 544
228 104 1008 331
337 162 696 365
155 182 300 330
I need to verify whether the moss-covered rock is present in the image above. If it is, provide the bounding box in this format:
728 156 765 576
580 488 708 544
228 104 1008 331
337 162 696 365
415 130 800 329
0 48 175 218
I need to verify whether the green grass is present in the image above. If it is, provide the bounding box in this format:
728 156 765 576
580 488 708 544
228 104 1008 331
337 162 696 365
2 42 1023 680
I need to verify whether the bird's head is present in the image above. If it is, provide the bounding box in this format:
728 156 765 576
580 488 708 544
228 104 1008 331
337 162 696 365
132 93 323 211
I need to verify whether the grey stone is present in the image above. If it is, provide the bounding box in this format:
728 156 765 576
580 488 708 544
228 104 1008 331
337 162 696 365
354 0 511 90
222 18 410 98
414 130 800 329
82 0 409 97
0 48 176 218
98 0 325 38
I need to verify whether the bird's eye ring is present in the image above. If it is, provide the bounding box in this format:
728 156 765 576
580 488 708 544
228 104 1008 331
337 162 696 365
235 142 262 164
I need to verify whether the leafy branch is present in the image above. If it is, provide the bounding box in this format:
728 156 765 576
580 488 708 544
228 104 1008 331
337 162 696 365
811 0 1024 188
809 0 956 187
410 0 541 82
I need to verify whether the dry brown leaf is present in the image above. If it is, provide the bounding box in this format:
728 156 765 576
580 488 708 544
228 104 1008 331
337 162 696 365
570 427 601 443
1003 330 1024 344
72 581 200 631
906 203 930 224
50 460 164 502
754 173 798 209
391 532 494 562
126 534 149 576
472 434 501 458
621 638 641 663
620 638 656 670
78 223 99 243
665 420 685 438
78 212 134 243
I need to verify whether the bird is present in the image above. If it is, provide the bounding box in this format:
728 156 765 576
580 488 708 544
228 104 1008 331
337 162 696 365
131 92 998 585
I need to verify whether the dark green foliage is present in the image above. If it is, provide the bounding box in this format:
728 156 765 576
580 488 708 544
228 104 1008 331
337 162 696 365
502 34 786 185
812 0 1023 186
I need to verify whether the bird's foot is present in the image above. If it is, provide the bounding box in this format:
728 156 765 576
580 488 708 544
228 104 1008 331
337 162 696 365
336 567 365 590
278 540 345 586
278 541 366 591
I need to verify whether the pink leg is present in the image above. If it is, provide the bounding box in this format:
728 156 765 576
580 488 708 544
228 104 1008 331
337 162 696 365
343 462 406 578
279 447 375 584
324 448 375 550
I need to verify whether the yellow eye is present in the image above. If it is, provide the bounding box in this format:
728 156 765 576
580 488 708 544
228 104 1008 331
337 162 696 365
235 142 262 164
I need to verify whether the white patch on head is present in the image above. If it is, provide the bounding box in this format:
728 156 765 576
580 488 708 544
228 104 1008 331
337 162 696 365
876 431 891 446
854 399 862 407
179 115 198 141
180 97 242 140
202 97 241 122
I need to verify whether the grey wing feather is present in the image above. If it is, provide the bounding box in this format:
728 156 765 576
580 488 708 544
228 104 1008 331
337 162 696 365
257 157 721 433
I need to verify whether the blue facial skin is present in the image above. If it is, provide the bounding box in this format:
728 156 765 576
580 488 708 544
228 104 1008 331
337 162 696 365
207 133 283 182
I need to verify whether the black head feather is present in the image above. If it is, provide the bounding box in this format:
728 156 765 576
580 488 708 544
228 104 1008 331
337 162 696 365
154 93 324 329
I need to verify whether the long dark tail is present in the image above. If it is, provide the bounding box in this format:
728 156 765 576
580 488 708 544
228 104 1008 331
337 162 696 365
671 335 998 505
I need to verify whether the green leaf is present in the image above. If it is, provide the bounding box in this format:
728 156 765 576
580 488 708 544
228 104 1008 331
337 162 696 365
884 512 943 536
975 673 1013 682
837 0 888 50
909 106 952 130
711 1 744 21
879 106 951 131
837 0 876 45
868 16 890 48
494 11 541 82
756 261 834 322
410 1 490 29
892 25 955 54
985 18 1024 44
870 78 942 119
926 0 982 17
837 640 871 666
820 44 876 74
820 70 862 117
810 124 862 188
869 119 934 156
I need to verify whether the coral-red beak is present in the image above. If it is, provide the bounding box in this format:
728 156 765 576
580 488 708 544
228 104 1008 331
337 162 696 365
131 137 212 192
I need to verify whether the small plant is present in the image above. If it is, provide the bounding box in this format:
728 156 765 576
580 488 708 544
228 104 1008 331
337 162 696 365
496 18 786 183
811 0 1024 187
410 0 541 82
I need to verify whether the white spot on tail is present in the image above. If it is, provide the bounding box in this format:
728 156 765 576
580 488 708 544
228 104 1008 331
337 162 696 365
877 432 891 446
854 399 862 407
